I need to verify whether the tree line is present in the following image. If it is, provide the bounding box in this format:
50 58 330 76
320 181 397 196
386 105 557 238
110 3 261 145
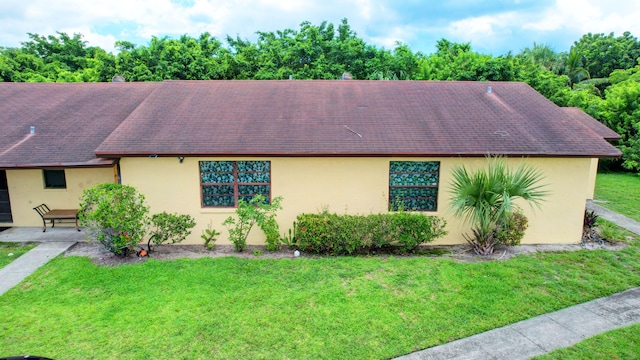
1 19 638 172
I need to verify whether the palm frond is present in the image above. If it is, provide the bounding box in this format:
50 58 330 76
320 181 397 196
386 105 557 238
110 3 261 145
449 156 549 252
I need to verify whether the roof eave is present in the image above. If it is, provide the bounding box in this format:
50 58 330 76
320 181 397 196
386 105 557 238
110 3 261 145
93 151 623 158
0 158 115 169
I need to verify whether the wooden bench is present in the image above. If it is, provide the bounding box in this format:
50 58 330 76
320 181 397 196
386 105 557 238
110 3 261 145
33 204 80 232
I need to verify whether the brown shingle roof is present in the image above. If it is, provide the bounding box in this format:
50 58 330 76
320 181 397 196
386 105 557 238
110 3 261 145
0 82 156 168
562 107 621 141
0 80 621 167
95 80 621 158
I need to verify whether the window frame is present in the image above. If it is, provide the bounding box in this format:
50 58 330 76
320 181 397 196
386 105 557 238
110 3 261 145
43 169 67 189
199 161 271 208
388 161 440 212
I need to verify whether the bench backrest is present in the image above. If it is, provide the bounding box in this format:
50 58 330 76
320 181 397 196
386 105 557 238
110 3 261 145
33 204 51 217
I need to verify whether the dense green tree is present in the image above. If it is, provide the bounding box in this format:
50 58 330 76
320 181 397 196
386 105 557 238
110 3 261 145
519 42 561 73
115 33 230 81
1 32 115 82
571 32 640 81
562 47 591 87
597 66 640 172
242 19 417 80
0 47 45 81
416 39 519 81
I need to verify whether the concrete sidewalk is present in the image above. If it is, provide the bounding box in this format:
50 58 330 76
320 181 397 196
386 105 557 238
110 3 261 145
587 200 640 235
395 287 640 360
0 241 76 296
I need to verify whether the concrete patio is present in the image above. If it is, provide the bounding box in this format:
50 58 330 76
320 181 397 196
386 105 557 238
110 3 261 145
0 226 87 243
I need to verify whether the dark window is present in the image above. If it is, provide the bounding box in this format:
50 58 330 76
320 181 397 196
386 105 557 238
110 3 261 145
389 161 439 211
200 161 271 207
43 169 66 189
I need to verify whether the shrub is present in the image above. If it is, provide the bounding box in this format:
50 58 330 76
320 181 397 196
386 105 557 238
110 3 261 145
79 183 195 256
295 212 447 255
583 210 599 242
261 217 281 251
494 210 528 247
147 212 196 250
79 183 149 256
223 195 283 252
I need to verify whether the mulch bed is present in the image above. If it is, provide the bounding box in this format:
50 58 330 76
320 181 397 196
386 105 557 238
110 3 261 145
64 237 628 267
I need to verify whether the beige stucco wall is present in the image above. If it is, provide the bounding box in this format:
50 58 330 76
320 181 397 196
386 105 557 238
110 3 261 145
0 167 116 228
119 156 594 246
586 158 599 200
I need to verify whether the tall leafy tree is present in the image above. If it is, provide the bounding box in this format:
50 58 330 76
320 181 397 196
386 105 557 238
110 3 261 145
519 42 561 72
562 47 591 87
1 32 115 82
417 39 519 81
597 66 640 172
0 47 45 82
115 33 229 81
572 32 640 81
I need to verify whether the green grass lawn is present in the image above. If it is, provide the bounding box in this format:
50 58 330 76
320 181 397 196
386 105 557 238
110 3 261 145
595 172 640 222
530 171 640 358
533 323 640 360
0 172 638 359
1 240 640 359
0 242 36 270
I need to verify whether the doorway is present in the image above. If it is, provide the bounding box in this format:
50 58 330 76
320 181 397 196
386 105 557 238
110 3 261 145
0 170 12 223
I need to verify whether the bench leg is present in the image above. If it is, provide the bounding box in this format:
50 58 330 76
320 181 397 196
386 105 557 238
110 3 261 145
41 218 47 232
75 217 80 232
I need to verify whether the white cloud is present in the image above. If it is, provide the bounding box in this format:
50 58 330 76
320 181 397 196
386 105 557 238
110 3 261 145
369 26 412 49
446 12 520 51
523 0 640 36
1 0 639 56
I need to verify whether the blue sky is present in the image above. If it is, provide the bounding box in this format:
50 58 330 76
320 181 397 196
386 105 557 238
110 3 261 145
1 0 639 55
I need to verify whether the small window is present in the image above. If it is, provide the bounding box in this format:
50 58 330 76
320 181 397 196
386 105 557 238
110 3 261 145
43 169 66 189
389 161 439 211
200 161 271 207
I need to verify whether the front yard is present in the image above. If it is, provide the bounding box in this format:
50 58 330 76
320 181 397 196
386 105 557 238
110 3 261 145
1 238 640 359
0 172 639 359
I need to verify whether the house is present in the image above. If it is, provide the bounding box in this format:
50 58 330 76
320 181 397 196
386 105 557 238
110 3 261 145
0 82 156 226
0 80 621 245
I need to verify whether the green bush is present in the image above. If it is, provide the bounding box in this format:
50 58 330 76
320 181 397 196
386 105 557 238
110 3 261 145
79 183 196 256
79 183 149 256
493 211 528 247
295 212 447 255
223 195 283 252
148 212 196 249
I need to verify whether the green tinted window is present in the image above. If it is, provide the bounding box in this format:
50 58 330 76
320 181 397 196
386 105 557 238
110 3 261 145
389 161 439 211
200 161 271 207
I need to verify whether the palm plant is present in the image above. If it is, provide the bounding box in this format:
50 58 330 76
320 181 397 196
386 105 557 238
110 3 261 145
449 157 548 255
563 47 591 87
520 42 559 72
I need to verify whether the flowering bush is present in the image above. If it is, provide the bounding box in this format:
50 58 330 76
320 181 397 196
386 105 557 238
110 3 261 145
79 183 195 256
